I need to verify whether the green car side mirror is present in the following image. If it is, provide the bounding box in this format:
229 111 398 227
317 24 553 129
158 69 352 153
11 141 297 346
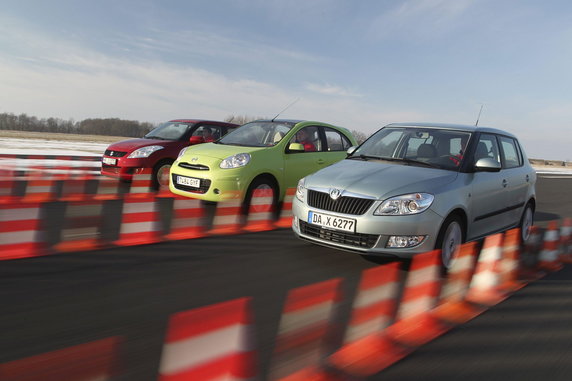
288 142 305 152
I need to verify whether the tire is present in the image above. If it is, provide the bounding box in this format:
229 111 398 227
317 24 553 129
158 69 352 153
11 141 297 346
152 160 174 190
519 202 534 244
435 215 464 272
242 177 278 220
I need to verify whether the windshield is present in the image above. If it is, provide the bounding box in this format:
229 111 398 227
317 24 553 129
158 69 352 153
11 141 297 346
144 122 194 140
217 121 293 147
351 127 472 171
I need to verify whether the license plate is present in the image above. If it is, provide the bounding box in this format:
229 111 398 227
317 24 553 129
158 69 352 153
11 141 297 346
176 175 201 188
102 157 117 165
308 211 356 233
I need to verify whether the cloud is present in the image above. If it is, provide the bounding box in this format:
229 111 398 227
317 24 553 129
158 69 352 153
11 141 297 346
369 0 476 40
305 83 363 97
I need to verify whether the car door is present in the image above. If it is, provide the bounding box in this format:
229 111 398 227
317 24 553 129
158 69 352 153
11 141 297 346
467 133 510 239
498 135 530 226
283 126 333 189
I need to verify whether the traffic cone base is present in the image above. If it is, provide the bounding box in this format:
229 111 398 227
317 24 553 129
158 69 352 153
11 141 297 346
432 301 486 325
328 334 410 378
385 314 450 348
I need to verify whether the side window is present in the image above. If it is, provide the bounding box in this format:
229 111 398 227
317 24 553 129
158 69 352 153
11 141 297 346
192 125 223 142
289 126 322 152
474 133 500 163
499 136 522 168
324 128 351 151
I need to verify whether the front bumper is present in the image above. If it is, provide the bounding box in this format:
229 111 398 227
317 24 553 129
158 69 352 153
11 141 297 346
101 157 152 181
169 167 248 202
291 196 443 258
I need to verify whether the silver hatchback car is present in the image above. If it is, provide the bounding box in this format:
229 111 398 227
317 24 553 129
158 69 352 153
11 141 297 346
292 122 536 269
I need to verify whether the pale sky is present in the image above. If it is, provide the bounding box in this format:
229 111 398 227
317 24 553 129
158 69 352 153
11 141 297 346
1 0 571 160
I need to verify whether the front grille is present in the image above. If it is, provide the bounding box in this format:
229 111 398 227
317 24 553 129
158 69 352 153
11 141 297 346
308 190 375 215
171 174 211 194
178 162 210 171
104 150 127 157
300 220 379 249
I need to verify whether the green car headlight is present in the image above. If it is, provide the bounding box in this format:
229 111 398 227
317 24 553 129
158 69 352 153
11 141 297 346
374 193 434 215
220 153 251 169
177 147 190 158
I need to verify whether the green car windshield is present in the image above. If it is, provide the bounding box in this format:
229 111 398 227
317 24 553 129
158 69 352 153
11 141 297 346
217 121 293 147
352 127 472 171
144 122 194 140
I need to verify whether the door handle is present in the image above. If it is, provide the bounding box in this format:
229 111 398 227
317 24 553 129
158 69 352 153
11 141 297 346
502 179 507 188
317 159 325 164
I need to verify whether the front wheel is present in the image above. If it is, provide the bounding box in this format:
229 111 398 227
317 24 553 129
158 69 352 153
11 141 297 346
152 160 174 190
242 178 279 221
435 215 464 272
519 202 534 243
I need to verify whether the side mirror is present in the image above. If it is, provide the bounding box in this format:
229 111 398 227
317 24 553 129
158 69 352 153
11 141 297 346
475 157 502 172
189 136 205 145
288 143 305 152
346 146 357 156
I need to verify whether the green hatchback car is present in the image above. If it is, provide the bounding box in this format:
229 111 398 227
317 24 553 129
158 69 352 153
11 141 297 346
169 119 357 213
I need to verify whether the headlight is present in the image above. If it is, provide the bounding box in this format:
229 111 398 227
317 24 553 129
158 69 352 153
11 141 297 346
296 178 306 202
374 193 434 216
220 153 251 169
178 147 189 158
127 145 164 158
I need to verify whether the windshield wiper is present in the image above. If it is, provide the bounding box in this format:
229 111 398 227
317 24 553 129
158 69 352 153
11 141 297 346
380 157 441 169
348 154 382 161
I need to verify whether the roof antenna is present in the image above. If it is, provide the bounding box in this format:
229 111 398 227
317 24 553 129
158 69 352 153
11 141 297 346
475 104 484 126
271 98 300 122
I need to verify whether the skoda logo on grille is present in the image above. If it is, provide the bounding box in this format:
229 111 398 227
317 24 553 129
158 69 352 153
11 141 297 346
329 188 342 200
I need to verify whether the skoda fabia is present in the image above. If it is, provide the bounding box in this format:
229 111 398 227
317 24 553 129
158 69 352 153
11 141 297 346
292 122 536 270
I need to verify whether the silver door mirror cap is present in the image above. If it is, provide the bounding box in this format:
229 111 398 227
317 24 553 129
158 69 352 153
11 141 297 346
475 157 502 172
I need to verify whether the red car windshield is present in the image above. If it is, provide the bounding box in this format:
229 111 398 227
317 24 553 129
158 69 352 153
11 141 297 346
144 122 194 140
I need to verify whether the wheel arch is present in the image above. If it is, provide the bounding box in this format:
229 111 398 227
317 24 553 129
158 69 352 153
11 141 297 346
249 172 280 197
439 208 468 242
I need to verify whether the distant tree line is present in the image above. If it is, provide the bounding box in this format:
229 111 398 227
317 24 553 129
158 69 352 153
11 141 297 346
0 113 154 137
0 112 372 143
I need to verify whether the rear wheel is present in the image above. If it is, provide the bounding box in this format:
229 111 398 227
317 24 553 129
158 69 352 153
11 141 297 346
152 160 174 190
519 202 534 243
435 215 464 272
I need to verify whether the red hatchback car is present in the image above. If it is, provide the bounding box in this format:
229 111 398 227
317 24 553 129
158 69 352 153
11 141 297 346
101 119 239 188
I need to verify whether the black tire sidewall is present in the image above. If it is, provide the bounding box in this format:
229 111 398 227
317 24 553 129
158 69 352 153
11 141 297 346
242 177 278 219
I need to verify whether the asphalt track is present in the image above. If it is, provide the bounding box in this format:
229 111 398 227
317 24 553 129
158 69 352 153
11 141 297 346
1 174 571 380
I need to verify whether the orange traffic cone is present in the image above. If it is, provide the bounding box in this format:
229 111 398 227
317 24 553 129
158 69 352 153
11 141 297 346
538 220 564 272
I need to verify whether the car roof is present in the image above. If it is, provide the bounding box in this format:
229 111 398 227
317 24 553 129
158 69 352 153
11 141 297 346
251 119 305 126
385 122 517 139
168 119 239 126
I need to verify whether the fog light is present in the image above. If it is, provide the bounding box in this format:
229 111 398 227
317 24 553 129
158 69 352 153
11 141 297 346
387 235 426 248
